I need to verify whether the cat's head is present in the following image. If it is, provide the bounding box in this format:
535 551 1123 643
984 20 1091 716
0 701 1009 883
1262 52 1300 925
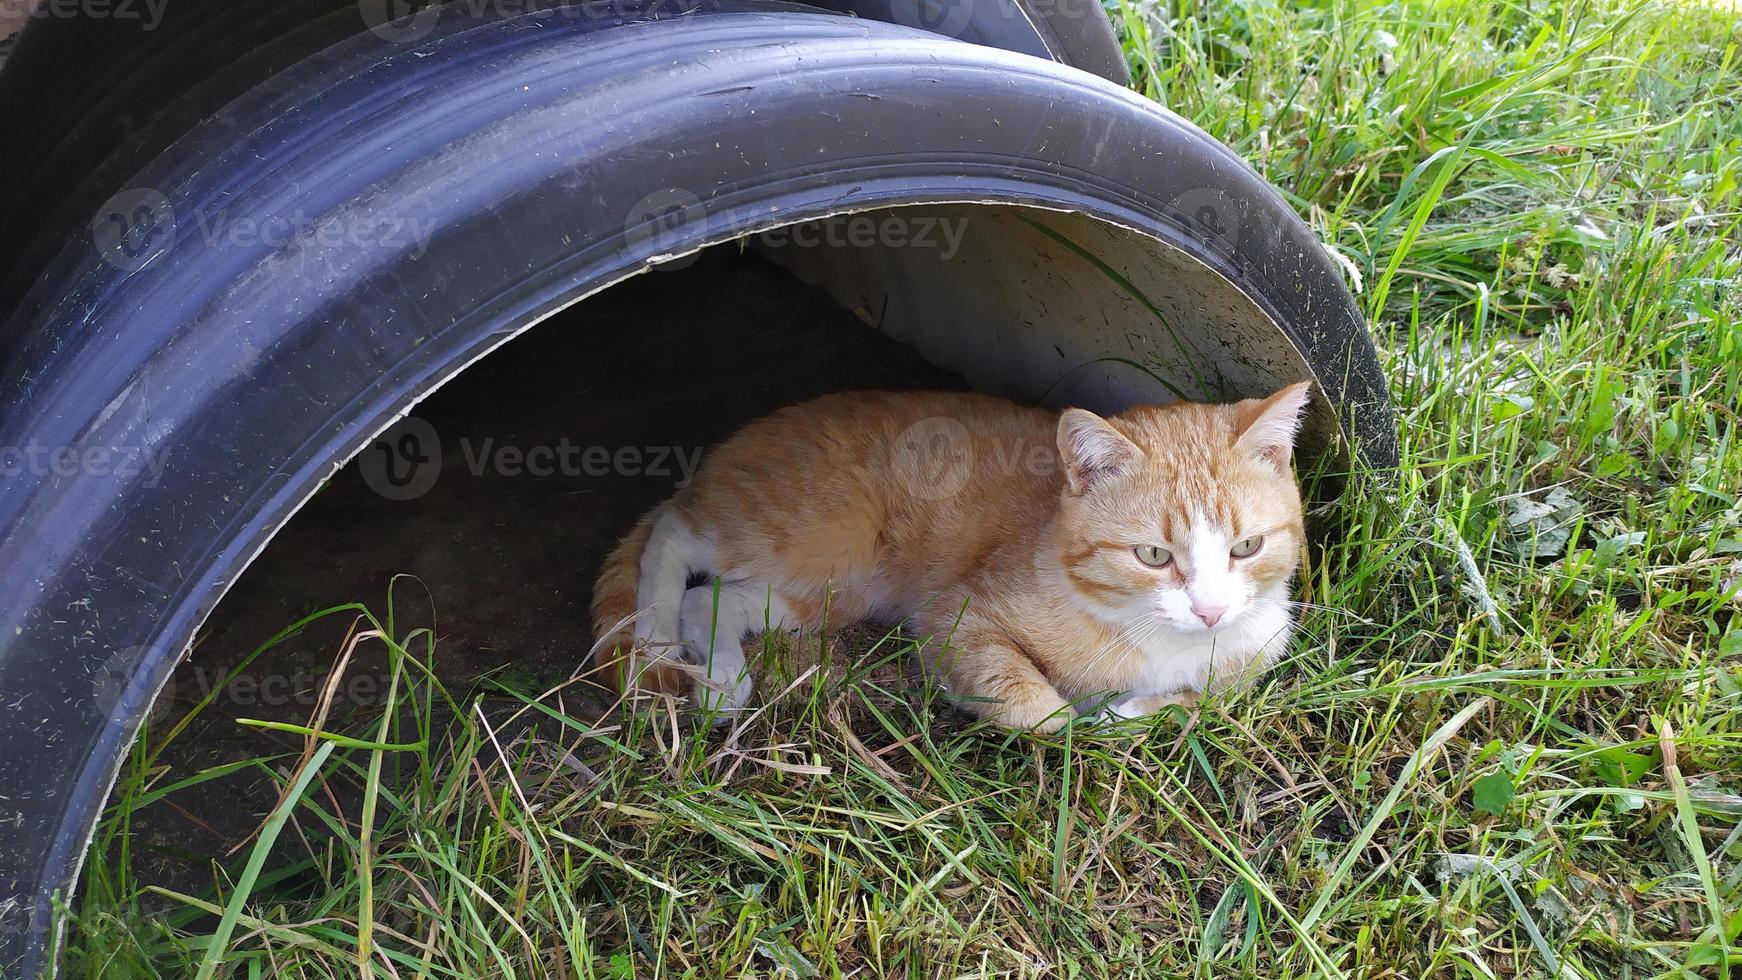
1051 382 1310 634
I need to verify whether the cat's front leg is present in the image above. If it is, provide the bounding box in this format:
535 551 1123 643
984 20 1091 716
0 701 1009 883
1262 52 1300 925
929 629 1076 733
678 580 811 718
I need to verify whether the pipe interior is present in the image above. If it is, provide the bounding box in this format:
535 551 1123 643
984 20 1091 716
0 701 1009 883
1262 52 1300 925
757 205 1326 441
99 202 1327 888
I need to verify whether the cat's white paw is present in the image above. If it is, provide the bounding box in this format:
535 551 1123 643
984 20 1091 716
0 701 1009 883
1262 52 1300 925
1102 696 1147 720
1104 690 1200 720
694 672 754 722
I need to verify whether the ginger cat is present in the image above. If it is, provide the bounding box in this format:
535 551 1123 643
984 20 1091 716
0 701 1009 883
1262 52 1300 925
591 384 1310 731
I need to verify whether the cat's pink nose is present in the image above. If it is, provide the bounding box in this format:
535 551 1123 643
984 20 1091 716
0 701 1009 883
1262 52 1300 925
1191 603 1227 627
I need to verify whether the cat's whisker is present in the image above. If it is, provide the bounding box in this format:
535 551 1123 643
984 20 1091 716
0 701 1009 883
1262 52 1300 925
1067 616 1164 686
1081 617 1157 668
1244 599 1341 647
1249 596 1374 624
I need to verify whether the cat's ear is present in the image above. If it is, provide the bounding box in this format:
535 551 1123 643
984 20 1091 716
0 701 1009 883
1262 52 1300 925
1057 409 1143 495
1234 381 1312 471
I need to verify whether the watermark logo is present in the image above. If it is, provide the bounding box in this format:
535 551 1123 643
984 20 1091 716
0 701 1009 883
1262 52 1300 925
891 416 975 500
885 418 1064 499
359 417 443 501
624 187 706 271
890 0 976 39
1170 186 1286 263
92 187 175 273
358 0 443 42
1171 187 1244 254
92 645 175 727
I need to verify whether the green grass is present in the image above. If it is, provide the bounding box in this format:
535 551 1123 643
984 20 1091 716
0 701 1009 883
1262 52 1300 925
61 0 1742 975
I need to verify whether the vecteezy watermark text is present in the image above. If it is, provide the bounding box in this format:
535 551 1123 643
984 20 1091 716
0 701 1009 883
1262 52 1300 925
756 214 969 261
8 0 169 31
178 663 386 710
358 417 704 500
624 189 975 273
459 438 703 484
93 647 391 726
190 206 436 258
91 185 438 273
1 441 171 485
359 0 704 43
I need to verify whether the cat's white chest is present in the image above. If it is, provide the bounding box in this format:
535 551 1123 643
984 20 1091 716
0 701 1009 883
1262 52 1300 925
1126 602 1293 697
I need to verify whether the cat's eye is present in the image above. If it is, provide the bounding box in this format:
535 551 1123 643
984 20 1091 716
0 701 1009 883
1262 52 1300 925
1134 545 1173 567
1230 536 1264 559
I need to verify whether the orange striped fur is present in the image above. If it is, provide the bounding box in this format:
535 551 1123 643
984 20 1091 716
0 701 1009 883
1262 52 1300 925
591 384 1310 730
